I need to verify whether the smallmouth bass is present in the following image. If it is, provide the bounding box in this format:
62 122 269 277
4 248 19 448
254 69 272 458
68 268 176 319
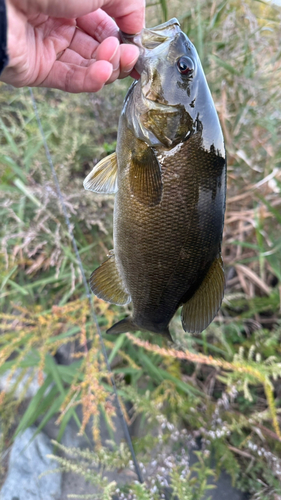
84 18 226 341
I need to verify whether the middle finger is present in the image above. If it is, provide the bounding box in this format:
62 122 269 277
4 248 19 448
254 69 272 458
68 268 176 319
68 28 99 59
77 9 119 43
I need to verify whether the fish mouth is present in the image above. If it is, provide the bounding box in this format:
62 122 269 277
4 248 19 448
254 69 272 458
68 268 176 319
120 18 181 73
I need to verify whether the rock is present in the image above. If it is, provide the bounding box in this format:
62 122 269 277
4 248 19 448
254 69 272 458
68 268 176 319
41 406 136 500
189 449 249 500
207 470 250 500
54 342 76 366
0 369 43 400
0 427 62 500
40 405 250 500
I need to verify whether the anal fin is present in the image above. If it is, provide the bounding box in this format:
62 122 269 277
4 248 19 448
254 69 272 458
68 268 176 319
90 254 130 306
107 318 173 341
83 152 118 194
106 317 138 335
181 254 225 334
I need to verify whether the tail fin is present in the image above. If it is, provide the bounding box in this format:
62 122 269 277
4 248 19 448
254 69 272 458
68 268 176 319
106 317 138 335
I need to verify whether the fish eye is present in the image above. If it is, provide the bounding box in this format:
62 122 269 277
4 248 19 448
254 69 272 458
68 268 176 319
177 56 194 76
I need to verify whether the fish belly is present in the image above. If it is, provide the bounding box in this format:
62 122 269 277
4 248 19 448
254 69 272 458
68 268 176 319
114 130 226 333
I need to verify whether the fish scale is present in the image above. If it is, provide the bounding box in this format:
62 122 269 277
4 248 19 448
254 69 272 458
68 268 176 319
84 19 226 341
113 123 225 334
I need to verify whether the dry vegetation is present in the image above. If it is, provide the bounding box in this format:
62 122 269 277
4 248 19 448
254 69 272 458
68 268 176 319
0 0 281 499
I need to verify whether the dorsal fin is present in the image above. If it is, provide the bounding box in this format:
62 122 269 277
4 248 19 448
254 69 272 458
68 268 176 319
83 152 118 194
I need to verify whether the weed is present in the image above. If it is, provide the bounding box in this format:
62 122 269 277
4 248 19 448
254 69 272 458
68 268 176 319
0 0 281 498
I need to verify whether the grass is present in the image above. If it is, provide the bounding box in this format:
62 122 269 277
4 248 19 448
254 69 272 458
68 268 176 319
1 0 281 498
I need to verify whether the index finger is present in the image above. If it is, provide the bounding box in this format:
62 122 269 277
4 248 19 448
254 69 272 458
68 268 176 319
77 9 119 42
102 0 145 34
18 0 145 33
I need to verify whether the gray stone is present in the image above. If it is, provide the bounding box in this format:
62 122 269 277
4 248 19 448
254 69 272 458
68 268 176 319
189 450 249 500
0 427 62 500
40 405 250 499
59 408 134 499
54 342 76 366
208 470 249 500
0 369 44 400
40 405 136 499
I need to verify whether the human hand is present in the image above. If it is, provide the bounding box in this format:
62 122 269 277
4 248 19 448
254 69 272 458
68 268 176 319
1 0 145 93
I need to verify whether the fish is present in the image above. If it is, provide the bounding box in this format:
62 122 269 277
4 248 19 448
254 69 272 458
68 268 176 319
83 18 227 341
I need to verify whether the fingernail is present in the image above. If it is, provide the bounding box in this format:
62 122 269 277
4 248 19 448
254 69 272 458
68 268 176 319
105 64 114 82
123 55 139 75
109 43 120 72
109 43 119 62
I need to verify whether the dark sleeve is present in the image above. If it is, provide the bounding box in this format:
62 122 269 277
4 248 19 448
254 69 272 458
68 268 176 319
0 0 8 76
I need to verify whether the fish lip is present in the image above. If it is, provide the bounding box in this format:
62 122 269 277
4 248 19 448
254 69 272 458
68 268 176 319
148 17 180 31
119 30 144 54
119 17 180 45
119 18 182 73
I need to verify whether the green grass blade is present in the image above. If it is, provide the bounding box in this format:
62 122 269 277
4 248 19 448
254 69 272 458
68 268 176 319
258 195 281 225
0 118 19 154
209 54 239 75
56 407 82 443
159 0 168 21
14 178 42 208
0 155 26 180
137 352 164 384
33 393 65 436
14 374 53 437
108 333 126 364
1 266 18 291
7 279 29 296
157 368 203 397
45 354 65 396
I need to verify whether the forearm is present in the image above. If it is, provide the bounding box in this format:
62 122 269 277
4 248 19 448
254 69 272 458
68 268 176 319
0 0 8 75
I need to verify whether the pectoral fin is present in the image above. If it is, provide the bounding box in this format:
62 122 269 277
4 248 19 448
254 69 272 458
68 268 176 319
129 144 162 206
181 254 225 334
83 152 118 193
90 254 130 306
